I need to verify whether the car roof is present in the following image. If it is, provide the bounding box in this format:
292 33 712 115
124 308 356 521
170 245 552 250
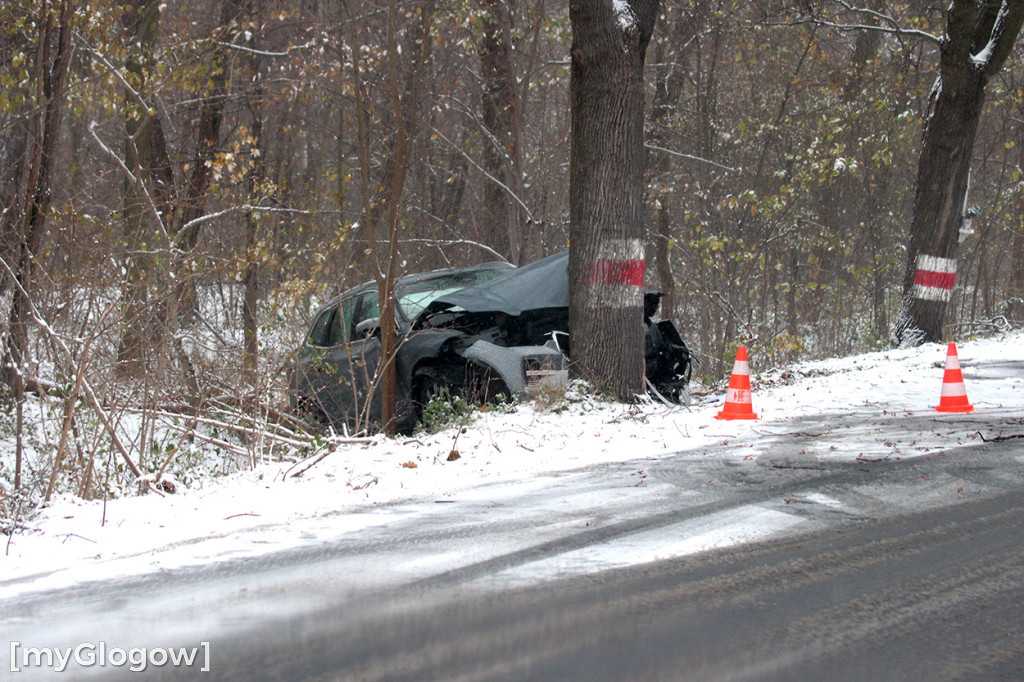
395 260 513 288
427 251 568 317
316 260 515 314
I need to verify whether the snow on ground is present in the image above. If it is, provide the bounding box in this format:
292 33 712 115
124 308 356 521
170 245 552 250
2 332 1022 596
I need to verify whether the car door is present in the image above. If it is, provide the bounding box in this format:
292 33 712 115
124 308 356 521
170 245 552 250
345 289 384 425
298 294 360 424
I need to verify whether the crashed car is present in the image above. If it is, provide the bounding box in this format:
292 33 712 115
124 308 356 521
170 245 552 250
423 251 693 404
289 260 556 434
290 251 693 434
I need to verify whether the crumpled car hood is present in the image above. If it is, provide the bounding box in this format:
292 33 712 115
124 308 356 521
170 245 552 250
423 251 569 317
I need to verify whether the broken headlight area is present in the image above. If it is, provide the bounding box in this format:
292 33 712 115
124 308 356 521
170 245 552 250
523 354 569 396
644 319 695 404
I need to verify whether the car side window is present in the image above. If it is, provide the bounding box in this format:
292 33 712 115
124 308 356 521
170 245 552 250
327 296 358 346
355 290 380 327
306 307 336 347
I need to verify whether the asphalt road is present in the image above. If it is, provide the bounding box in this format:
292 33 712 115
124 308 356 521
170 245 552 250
213 487 1024 682
4 424 1023 681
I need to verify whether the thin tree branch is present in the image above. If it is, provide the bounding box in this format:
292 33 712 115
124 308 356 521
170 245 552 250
178 204 314 237
428 124 536 223
86 121 172 248
0 256 143 479
645 143 739 173
216 36 322 58
831 0 941 43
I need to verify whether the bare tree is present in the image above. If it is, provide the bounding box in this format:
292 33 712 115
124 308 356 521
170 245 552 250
173 0 247 324
241 0 264 382
568 0 660 400
894 0 1024 345
1012 109 1024 323
3 0 74 490
117 0 174 377
348 0 436 433
478 0 527 263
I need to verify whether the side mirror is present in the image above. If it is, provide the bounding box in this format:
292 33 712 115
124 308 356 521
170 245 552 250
354 317 381 340
644 291 664 320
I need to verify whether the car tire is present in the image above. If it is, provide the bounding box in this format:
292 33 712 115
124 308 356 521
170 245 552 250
465 364 510 406
412 366 450 420
293 394 329 426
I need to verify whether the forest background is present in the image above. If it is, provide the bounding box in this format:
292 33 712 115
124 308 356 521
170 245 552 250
1 1 1023 512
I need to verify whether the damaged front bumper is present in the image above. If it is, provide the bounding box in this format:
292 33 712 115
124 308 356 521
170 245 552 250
461 340 567 399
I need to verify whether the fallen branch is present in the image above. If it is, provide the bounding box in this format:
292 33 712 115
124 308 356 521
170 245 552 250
164 427 250 460
977 431 1024 443
207 394 313 432
856 452 892 462
285 445 339 479
23 376 69 398
349 475 378 491
152 398 318 445
130 406 315 450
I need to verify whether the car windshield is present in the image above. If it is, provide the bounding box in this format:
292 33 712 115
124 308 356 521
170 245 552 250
395 267 509 320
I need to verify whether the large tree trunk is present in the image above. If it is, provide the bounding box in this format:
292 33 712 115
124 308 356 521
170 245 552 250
478 0 525 263
3 0 73 490
568 0 659 401
118 0 175 377
894 0 1024 346
174 0 246 324
5 0 73 388
0 111 29 300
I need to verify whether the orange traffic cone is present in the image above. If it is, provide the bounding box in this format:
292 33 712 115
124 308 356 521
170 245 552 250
936 343 974 413
716 346 759 420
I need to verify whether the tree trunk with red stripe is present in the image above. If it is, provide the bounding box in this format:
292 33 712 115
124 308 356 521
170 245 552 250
568 0 659 400
895 0 1024 346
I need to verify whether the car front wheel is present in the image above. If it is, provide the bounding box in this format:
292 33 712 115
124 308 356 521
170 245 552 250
412 366 452 421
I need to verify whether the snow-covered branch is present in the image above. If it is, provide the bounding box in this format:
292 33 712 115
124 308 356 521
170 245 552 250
645 143 739 173
969 1 1024 77
216 36 324 59
86 121 173 250
178 205 314 237
778 1 941 44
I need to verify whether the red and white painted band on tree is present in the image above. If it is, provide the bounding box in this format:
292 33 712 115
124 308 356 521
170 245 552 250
586 239 645 308
911 254 956 302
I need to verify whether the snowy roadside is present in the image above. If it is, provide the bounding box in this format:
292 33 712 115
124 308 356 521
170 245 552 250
2 332 1021 597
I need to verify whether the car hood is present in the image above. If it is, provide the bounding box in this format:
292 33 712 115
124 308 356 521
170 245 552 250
424 251 569 317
